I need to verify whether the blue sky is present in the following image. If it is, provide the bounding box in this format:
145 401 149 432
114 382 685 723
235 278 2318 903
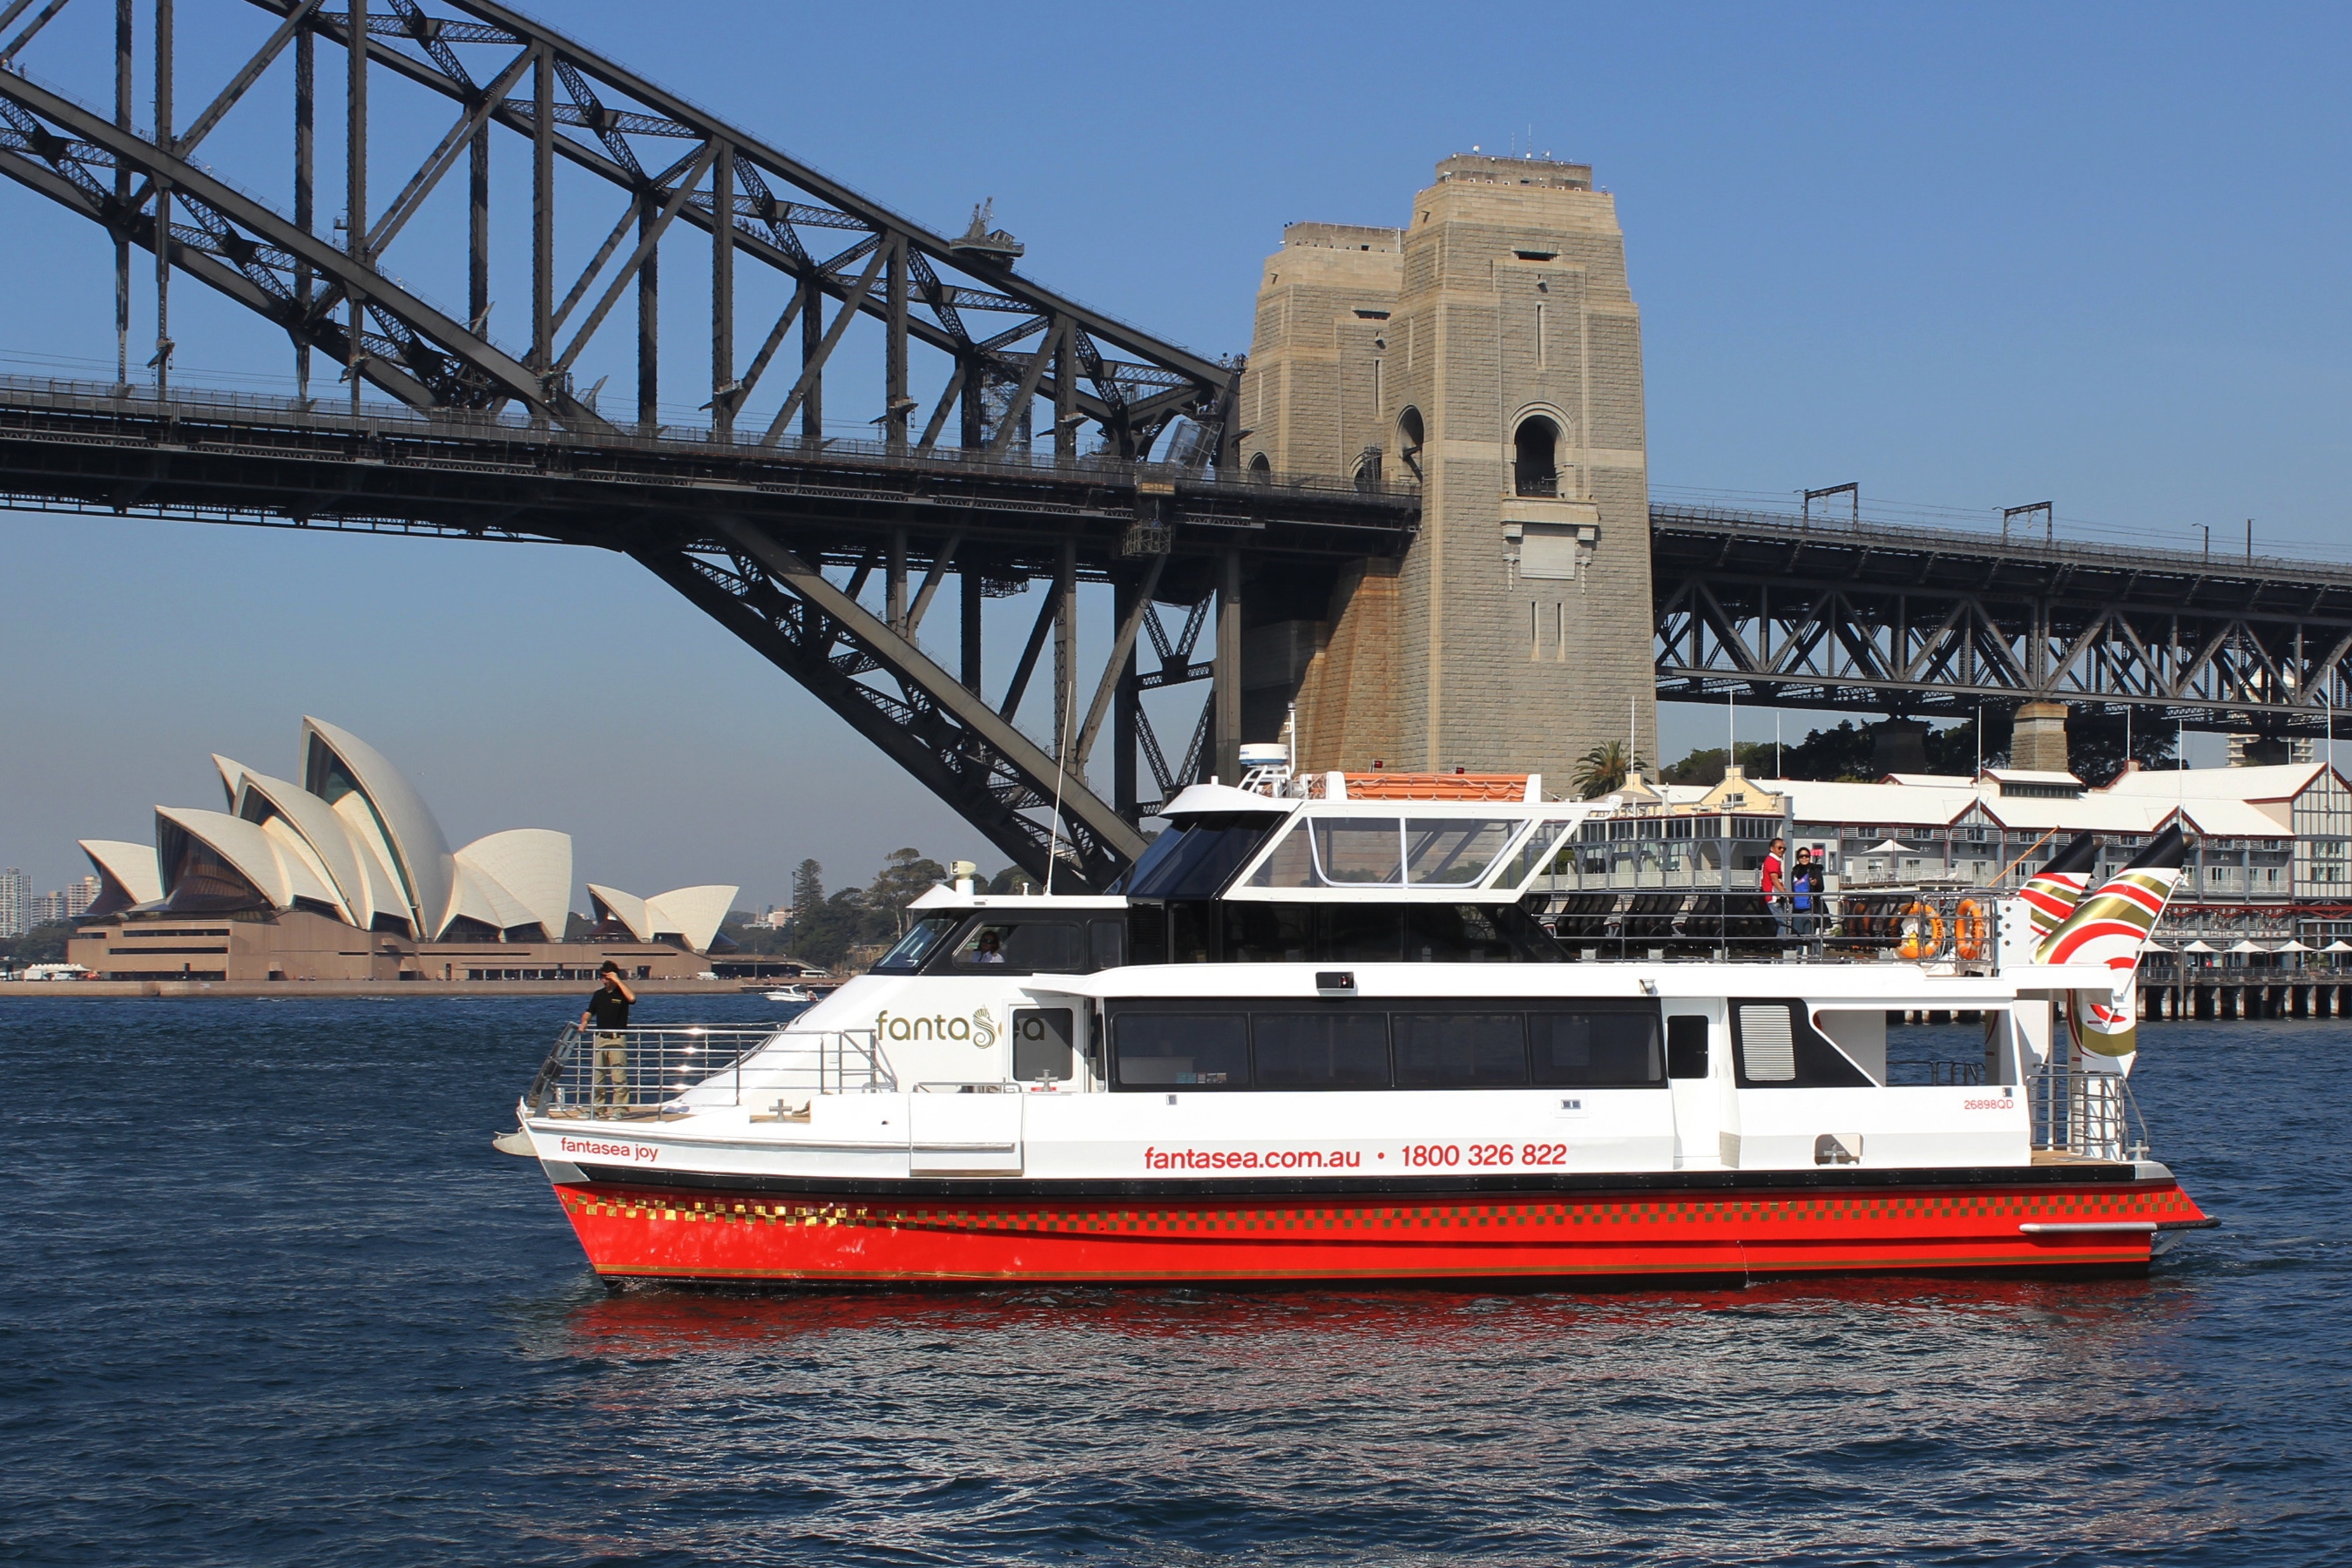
3 1 2347 900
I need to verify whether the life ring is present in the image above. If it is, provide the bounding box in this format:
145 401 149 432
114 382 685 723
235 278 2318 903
1898 901 1945 961
1953 898 1989 961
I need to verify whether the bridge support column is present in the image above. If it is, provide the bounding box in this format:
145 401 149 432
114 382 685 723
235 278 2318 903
2011 701 2071 774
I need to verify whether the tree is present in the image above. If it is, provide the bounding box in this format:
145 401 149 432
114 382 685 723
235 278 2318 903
792 887 872 970
868 847 948 939
1571 740 1646 799
1659 741 1771 787
1 923 72 967
790 859 825 918
2064 713 2179 786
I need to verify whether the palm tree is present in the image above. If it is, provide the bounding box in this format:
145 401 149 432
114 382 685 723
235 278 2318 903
1571 740 1646 800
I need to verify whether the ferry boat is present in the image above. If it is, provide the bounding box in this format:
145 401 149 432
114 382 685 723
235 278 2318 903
505 769 2211 1288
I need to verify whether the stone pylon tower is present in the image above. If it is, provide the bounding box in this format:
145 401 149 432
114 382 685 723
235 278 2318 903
1239 155 1655 781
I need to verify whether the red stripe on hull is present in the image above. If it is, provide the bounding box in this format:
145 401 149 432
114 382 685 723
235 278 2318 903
553 1179 2208 1286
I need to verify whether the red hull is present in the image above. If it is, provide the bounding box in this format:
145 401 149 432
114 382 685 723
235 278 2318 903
555 1177 2209 1286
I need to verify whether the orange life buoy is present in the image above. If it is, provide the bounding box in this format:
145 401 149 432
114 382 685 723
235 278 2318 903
1898 900 1945 961
1953 898 1989 961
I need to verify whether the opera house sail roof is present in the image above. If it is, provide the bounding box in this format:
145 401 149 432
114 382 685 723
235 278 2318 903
76 717 736 953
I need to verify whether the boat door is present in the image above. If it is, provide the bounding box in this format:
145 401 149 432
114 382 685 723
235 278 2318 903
1664 1001 1729 1169
908 1088 1023 1175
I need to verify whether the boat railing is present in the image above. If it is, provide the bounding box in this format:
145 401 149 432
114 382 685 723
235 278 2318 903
526 1024 893 1120
1538 886 2011 964
2027 1055 2151 1161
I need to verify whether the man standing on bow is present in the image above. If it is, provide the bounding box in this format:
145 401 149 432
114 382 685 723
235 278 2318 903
582 962 639 1114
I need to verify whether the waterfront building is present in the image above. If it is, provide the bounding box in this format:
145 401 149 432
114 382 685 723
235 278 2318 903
1535 759 2352 946
65 717 736 983
0 867 28 936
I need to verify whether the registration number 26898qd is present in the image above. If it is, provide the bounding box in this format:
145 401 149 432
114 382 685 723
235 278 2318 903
1401 1143 1571 1169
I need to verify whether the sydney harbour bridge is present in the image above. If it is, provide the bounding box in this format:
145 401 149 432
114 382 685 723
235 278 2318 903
3 0 2349 889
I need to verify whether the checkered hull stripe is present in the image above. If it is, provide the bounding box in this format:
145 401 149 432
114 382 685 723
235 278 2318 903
554 1180 2208 1283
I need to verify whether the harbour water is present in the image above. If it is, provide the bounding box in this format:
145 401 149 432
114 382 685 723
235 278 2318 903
3 996 2346 1565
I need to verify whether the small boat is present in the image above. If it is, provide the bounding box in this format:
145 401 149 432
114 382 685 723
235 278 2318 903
505 777 2209 1288
763 985 811 1004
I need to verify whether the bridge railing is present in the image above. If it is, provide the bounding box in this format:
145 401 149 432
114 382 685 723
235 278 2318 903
0 372 1416 504
1538 886 2011 965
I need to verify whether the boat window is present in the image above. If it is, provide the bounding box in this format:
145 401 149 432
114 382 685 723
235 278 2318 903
1404 819 1521 884
946 920 1086 973
1109 1000 1666 1092
1393 1011 1528 1086
1127 903 1167 964
1406 904 1518 962
1244 820 1316 887
1226 902 1315 963
1529 1009 1664 1085
875 915 961 972
1311 817 1404 884
1733 1001 1874 1089
1170 901 1218 963
1253 1010 1391 1088
1322 904 1402 961
1252 817 1531 889
1122 814 1280 900
1089 919 1126 970
1012 1008 1075 1083
1666 1016 1709 1079
1489 818 1579 887
1112 1011 1249 1087
1215 903 1564 963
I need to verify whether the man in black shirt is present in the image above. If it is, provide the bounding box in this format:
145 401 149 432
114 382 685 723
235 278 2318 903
581 963 639 1112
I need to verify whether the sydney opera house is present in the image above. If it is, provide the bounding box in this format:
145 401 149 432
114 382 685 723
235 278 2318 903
66 717 737 983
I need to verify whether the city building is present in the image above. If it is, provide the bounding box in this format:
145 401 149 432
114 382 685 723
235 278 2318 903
0 867 27 938
66 717 737 983
28 875 103 928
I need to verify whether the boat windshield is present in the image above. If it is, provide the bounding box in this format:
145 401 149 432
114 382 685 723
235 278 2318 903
873 914 961 972
1119 814 1279 899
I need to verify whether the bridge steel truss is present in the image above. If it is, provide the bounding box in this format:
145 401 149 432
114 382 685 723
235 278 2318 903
0 0 1421 888
1653 504 2352 736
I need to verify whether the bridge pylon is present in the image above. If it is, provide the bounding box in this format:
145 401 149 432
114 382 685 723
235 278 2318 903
1237 156 1657 785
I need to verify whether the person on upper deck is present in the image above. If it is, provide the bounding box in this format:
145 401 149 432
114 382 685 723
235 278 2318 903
1761 837 1788 941
581 962 638 1112
1789 848 1820 953
971 929 1007 963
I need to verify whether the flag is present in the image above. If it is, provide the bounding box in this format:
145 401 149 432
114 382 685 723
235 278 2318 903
2036 825 2188 1071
